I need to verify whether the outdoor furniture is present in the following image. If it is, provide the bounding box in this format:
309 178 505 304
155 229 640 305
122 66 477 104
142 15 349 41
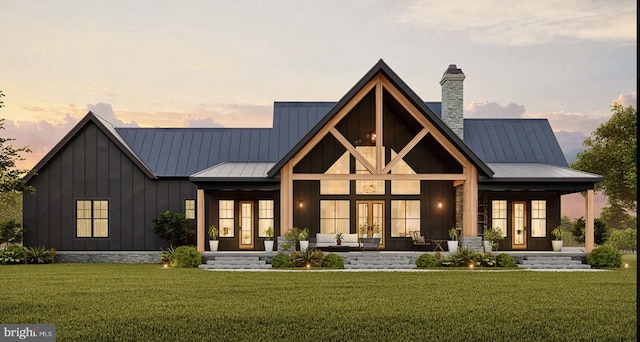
410 231 431 251
359 237 380 252
432 239 446 252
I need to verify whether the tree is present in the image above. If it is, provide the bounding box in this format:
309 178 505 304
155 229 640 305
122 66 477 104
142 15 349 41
152 210 194 247
599 202 637 231
572 217 609 245
0 219 23 248
570 103 637 212
1 90 35 193
0 192 22 223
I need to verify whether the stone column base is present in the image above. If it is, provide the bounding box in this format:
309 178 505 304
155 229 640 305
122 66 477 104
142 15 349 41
459 236 482 252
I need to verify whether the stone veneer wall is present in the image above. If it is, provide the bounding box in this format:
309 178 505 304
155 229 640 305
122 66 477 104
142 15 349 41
54 251 162 263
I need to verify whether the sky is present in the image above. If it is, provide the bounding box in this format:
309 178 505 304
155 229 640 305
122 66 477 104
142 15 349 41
0 0 637 219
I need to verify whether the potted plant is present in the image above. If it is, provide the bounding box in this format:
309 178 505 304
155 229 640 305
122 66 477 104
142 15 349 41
551 226 563 252
483 227 504 252
298 228 310 252
335 232 344 246
447 227 459 253
208 225 219 252
264 226 274 253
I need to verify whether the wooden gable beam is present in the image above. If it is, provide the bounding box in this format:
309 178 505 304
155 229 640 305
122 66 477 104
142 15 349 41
330 128 377 175
380 77 469 169
289 77 379 169
381 127 429 174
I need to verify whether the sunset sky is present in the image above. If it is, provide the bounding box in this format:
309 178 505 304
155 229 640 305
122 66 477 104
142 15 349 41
1 0 637 218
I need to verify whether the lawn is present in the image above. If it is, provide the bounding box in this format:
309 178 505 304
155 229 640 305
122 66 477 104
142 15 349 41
1 259 636 342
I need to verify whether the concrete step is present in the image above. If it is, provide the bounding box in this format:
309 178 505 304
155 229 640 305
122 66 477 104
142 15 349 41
344 264 416 269
199 264 272 270
517 256 590 269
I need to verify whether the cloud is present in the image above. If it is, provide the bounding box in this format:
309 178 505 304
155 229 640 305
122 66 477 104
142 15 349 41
465 100 525 118
397 0 636 46
614 91 637 108
3 103 140 169
87 103 139 127
182 116 224 128
554 130 588 162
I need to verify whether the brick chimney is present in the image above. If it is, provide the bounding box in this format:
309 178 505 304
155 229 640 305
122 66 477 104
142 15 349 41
440 64 465 139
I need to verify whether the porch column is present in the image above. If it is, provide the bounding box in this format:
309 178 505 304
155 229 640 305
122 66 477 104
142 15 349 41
280 162 293 235
462 166 478 237
585 189 595 253
197 188 205 253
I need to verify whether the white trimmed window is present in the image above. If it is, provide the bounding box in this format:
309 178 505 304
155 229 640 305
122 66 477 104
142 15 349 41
219 200 235 237
531 200 547 237
76 200 109 238
320 200 350 234
185 199 196 220
391 200 420 237
258 200 274 237
491 200 507 237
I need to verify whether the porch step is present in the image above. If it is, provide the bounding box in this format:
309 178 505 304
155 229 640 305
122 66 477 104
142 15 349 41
199 256 271 270
518 256 590 270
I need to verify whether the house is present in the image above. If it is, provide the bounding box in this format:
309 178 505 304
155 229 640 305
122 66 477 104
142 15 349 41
23 60 602 254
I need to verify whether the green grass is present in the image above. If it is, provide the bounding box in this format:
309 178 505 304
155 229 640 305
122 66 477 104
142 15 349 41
1 262 637 341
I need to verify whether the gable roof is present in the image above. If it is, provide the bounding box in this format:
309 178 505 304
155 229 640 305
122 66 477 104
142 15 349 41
266 59 494 178
464 119 568 166
26 111 156 182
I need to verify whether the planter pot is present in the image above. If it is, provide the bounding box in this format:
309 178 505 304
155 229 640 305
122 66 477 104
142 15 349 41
299 240 309 252
483 240 492 253
552 240 563 252
336 240 342 246
447 241 458 253
264 240 274 253
209 240 219 252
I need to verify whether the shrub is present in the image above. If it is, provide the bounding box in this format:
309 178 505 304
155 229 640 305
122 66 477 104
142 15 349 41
24 246 52 264
294 248 323 267
0 245 25 264
322 253 344 268
160 246 176 263
168 246 201 268
439 255 454 267
572 217 609 245
415 253 439 268
609 228 637 253
153 210 195 247
587 245 622 268
451 247 480 267
271 253 291 268
476 253 496 267
0 220 23 247
496 253 516 267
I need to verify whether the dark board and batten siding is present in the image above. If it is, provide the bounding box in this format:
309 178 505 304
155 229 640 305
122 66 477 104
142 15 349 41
23 121 197 251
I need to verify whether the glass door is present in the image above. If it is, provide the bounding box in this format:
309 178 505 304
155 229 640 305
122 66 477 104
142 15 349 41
357 201 385 248
239 201 254 249
511 201 527 249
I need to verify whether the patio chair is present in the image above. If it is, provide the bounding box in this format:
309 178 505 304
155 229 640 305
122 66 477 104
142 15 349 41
410 231 431 251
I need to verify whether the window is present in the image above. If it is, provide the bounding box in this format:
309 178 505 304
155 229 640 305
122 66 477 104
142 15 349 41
390 149 420 195
76 200 108 237
355 146 385 194
185 199 196 220
320 152 350 195
531 200 546 237
219 200 234 237
320 200 350 234
491 200 507 237
391 200 420 237
258 200 274 237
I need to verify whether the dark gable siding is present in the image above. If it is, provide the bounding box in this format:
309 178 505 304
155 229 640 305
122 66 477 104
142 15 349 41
23 121 196 251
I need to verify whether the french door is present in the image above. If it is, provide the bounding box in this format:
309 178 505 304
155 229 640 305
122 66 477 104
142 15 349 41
356 200 385 248
239 201 254 249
